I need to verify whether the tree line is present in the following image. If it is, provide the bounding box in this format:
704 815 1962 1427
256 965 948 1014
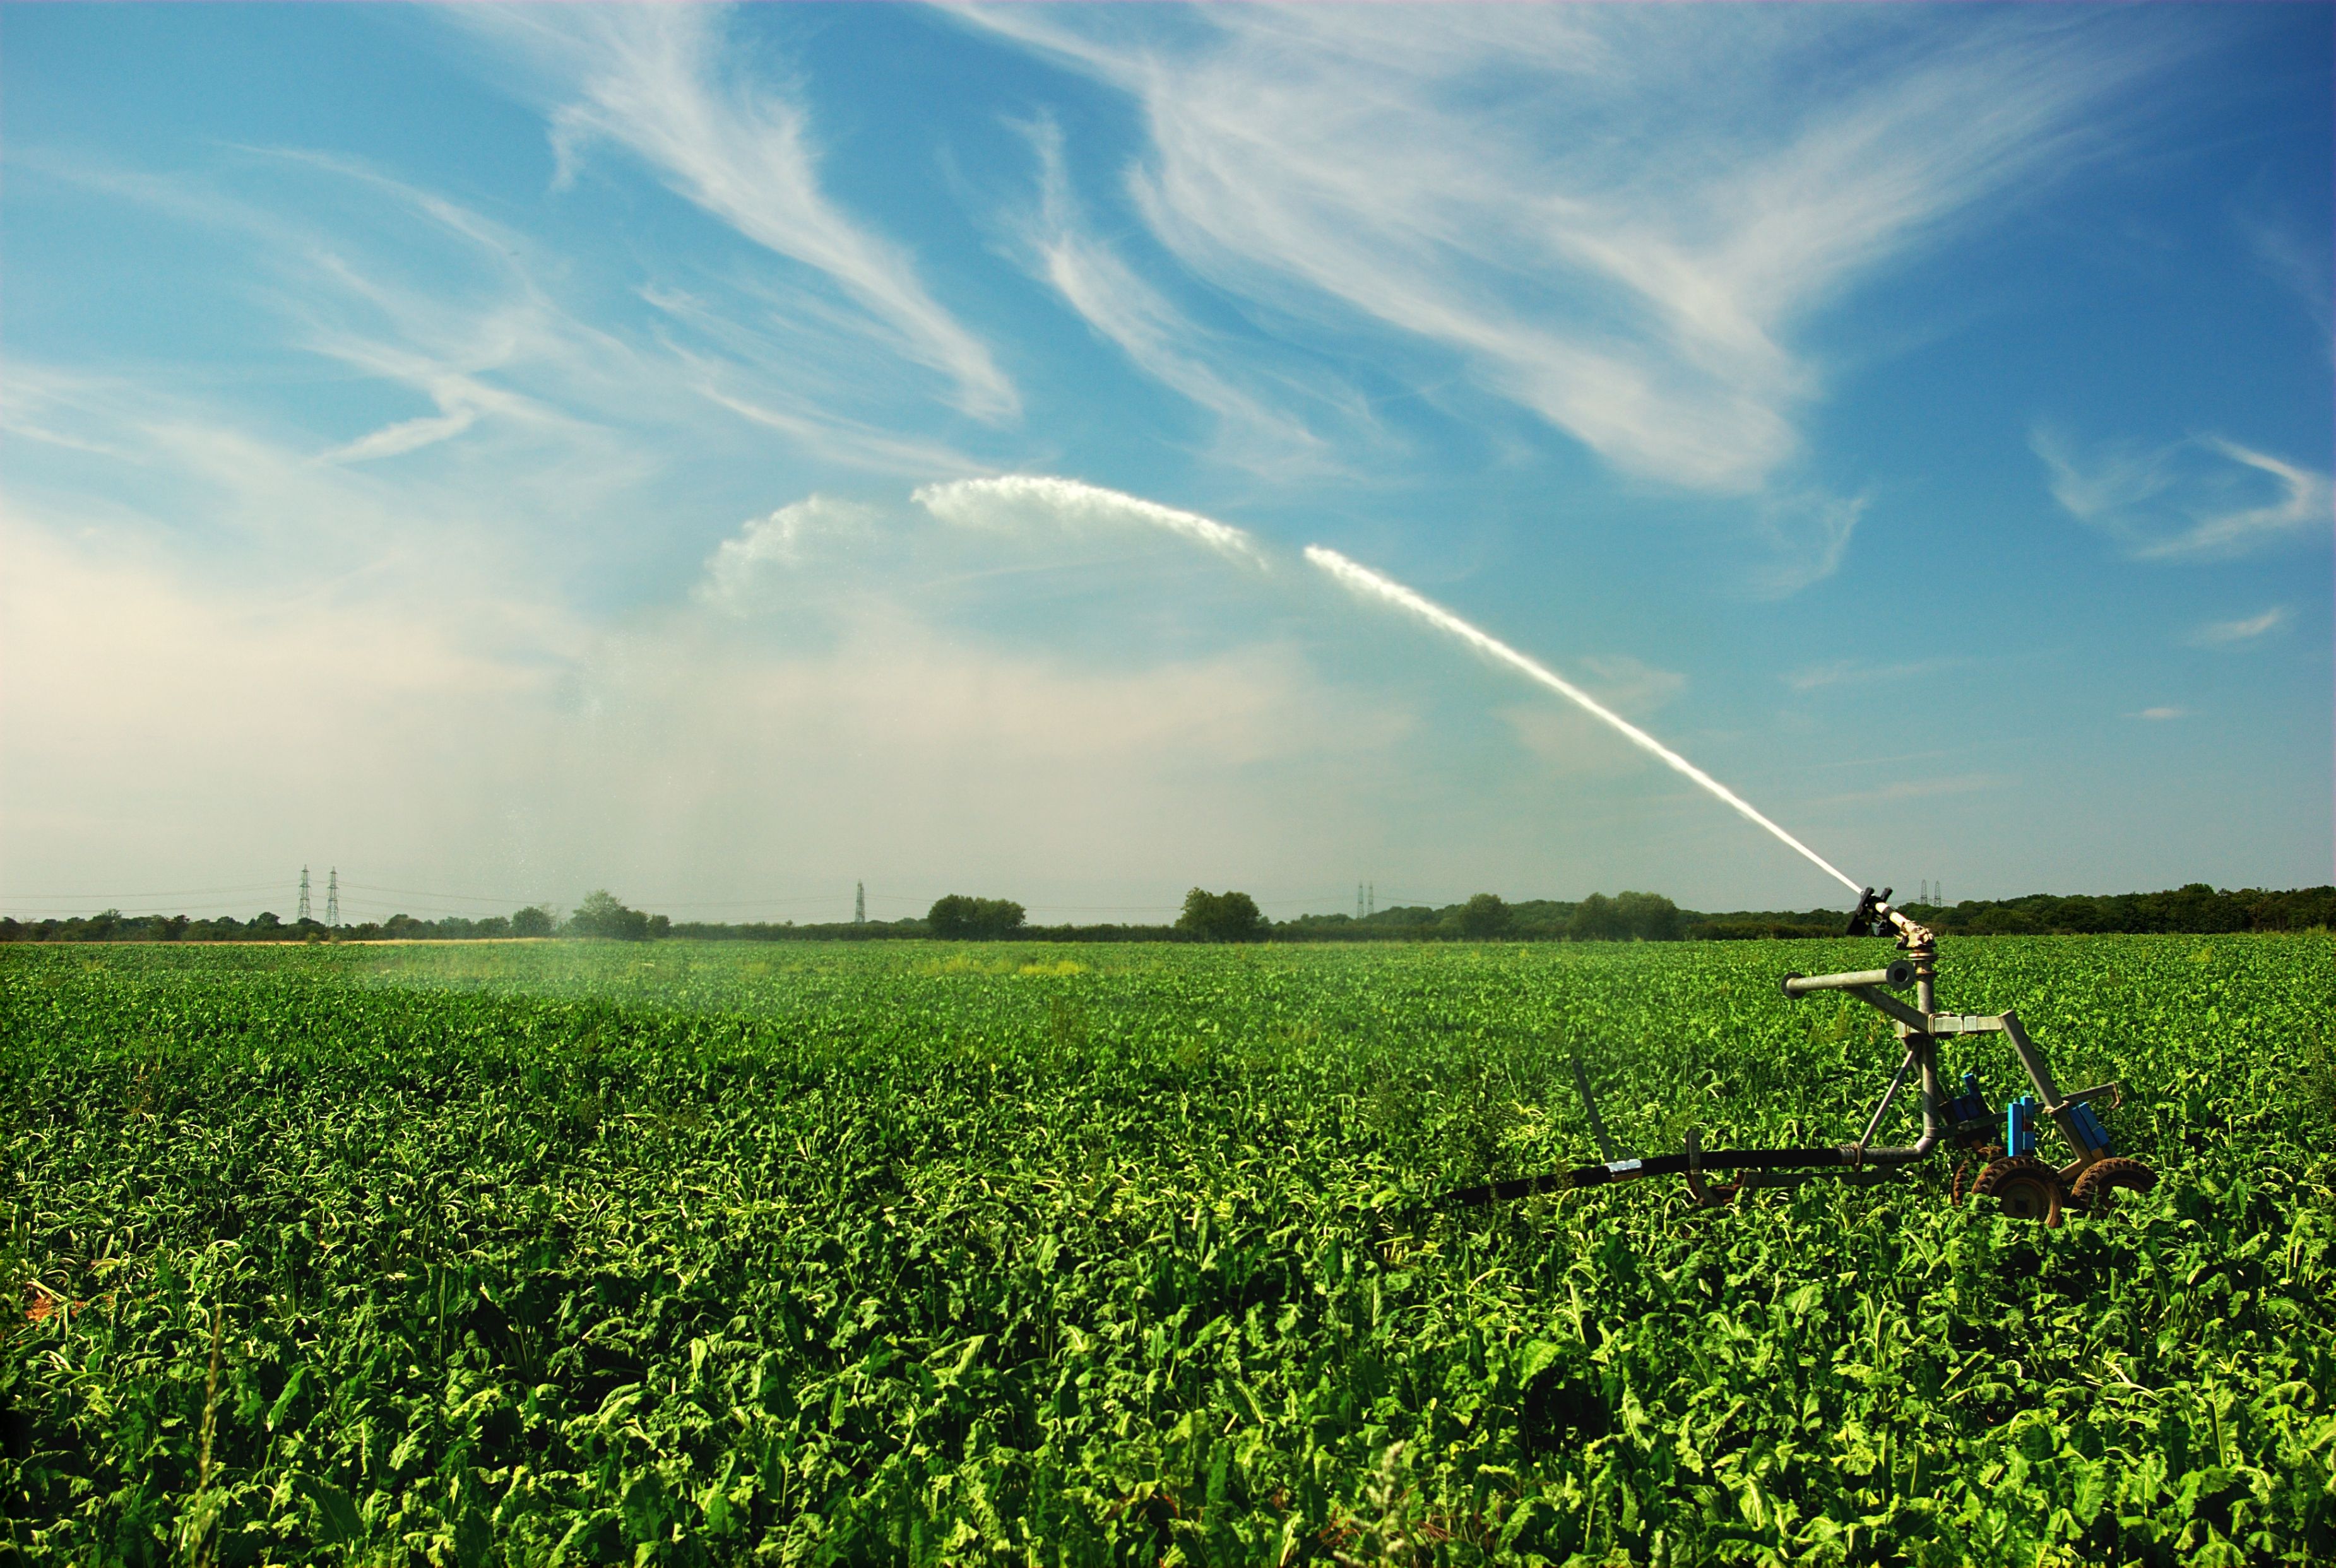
4 881 2326 946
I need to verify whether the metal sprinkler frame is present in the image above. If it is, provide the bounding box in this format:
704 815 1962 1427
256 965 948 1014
1446 888 2157 1224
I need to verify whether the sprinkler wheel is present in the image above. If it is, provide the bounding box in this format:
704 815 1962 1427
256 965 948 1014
1972 1155 2066 1227
1951 1144 2006 1205
2070 1156 2157 1211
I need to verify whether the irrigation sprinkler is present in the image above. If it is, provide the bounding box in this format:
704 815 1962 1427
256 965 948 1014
1445 887 2157 1224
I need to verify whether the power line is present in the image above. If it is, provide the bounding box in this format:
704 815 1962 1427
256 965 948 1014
684 894 854 909
0 898 298 916
340 882 537 907
0 881 285 901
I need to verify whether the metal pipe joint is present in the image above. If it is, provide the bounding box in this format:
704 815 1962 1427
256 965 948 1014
1781 959 1916 998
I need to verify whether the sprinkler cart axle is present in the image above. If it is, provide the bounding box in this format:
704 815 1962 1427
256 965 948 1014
1445 888 2157 1223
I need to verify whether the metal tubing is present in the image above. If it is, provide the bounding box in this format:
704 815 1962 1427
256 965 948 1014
1854 1047 1917 1152
1999 1012 2065 1107
1569 1055 1623 1163
1781 961 1915 997
1846 985 1930 1032
1914 1035 1943 1143
1906 941 1942 1145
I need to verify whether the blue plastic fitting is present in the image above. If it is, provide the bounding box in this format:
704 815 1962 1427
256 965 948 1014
1947 1070 1993 1128
2066 1100 2111 1154
2007 1094 2039 1158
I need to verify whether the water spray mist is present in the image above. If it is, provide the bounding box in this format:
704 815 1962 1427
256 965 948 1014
1304 546 1861 895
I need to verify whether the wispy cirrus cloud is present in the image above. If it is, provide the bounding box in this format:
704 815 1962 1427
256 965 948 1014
1808 772 2002 808
2190 606 2289 646
964 6 2177 506
1009 117 1340 474
12 146 677 499
463 7 1016 421
1746 490 1871 598
2034 426 2332 560
1784 656 1966 693
2236 206 2333 341
2134 706 2188 721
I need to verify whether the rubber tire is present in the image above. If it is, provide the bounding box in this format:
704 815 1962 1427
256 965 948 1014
1950 1143 2005 1206
2070 1155 2157 1211
1972 1154 2065 1227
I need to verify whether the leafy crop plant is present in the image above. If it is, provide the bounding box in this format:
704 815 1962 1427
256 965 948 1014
4 934 2331 1564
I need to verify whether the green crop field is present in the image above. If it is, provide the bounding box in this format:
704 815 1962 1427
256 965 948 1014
4 934 2332 1566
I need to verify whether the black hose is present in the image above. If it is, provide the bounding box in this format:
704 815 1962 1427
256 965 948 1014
1443 1140 1931 1207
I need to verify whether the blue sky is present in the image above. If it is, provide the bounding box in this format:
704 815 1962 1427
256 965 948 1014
3 4 2329 926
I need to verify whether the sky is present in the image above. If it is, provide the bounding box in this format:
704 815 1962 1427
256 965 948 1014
3 3 2330 928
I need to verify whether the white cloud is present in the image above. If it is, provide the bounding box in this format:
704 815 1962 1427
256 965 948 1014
1011 117 1338 473
0 509 581 909
1808 773 2002 808
967 6 2174 496
2 469 1433 918
321 403 479 464
1747 490 1870 596
2035 426 2332 560
1785 656 1965 692
2032 425 2168 523
691 380 988 481
2135 706 2187 721
2236 207 2332 339
465 8 1016 421
2164 440 2331 558
2190 606 2289 646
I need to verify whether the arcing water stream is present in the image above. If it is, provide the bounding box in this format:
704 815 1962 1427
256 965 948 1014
1305 546 1863 895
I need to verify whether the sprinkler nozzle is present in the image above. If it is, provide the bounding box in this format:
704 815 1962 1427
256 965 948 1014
1847 886 1892 936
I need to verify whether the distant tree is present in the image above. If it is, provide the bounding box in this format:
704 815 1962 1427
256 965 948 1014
511 905 555 938
1178 888 1266 943
1567 893 1623 942
569 890 651 941
1457 892 1514 939
1613 890 1683 941
1967 904 2041 936
249 911 283 936
472 915 511 939
927 895 1026 940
